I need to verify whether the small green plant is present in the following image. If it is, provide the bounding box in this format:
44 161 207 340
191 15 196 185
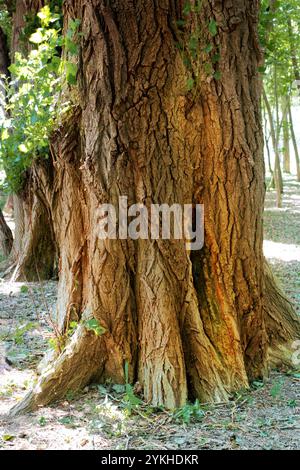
65 390 77 402
38 416 47 427
0 321 37 345
173 399 205 424
270 379 284 399
287 399 297 408
14 322 37 345
252 380 265 389
20 285 29 294
48 320 78 352
176 1 221 93
84 318 106 336
122 361 142 415
58 415 77 427
66 321 78 337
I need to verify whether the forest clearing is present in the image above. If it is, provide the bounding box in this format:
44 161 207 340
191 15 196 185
0 0 300 454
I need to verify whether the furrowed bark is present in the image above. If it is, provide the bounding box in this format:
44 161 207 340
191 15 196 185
9 0 300 417
0 208 13 257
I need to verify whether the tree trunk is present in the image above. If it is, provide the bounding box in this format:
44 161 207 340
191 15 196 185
0 208 13 257
9 0 300 416
262 88 283 207
281 97 290 174
262 104 274 185
288 98 300 182
5 0 57 281
288 18 300 95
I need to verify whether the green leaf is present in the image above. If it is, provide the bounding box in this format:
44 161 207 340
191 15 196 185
208 19 217 37
69 19 81 32
176 19 185 27
258 65 266 73
212 53 220 63
8 63 18 75
213 70 221 80
65 37 79 55
189 36 198 51
38 416 47 427
204 62 213 75
65 61 78 85
2 434 15 442
1 128 9 141
37 6 51 26
204 43 213 54
84 318 106 336
186 77 195 91
112 384 126 394
30 30 44 44
18 144 29 154
183 2 192 16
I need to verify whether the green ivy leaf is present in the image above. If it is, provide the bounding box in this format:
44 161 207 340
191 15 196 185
65 37 79 55
208 19 217 37
183 2 192 16
213 70 221 80
186 77 195 91
84 318 106 336
65 61 78 85
204 43 213 54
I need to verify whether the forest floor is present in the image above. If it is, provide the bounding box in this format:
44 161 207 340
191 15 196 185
0 176 299 450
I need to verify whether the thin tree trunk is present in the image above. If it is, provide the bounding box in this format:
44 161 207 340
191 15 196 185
262 87 283 207
281 97 290 173
5 0 57 281
263 103 274 185
288 98 300 182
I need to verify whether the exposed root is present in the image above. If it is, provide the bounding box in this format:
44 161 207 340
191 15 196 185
8 326 105 417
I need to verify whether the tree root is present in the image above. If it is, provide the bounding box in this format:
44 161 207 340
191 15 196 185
8 326 105 417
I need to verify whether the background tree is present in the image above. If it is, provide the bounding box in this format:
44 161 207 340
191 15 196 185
0 0 56 280
0 23 13 256
260 0 300 197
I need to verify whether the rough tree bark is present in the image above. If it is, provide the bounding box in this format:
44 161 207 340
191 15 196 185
9 0 300 416
4 0 56 281
0 26 14 257
0 208 13 257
